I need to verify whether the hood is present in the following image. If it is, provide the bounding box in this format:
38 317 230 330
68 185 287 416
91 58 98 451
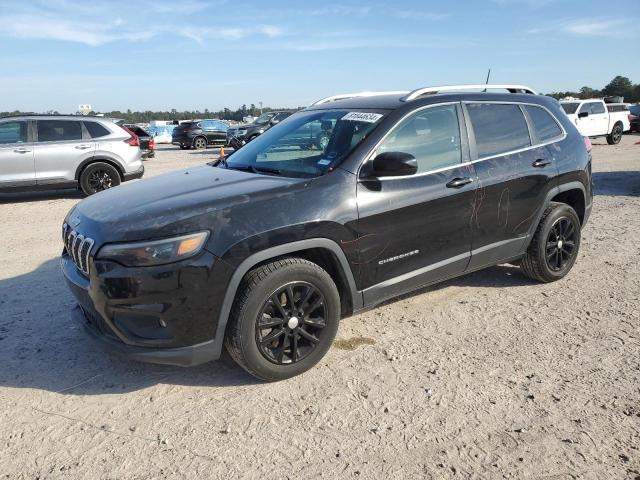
67 165 306 244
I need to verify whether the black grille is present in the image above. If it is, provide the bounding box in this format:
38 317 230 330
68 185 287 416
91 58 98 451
62 223 94 276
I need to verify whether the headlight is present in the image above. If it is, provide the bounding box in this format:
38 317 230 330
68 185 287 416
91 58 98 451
96 231 209 267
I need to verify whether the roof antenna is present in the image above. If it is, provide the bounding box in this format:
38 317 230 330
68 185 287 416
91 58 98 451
483 68 491 92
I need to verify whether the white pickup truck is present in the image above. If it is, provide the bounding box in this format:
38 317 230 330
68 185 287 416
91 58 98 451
560 99 630 145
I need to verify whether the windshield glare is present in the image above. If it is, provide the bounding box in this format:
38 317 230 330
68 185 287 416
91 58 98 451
224 110 386 178
254 113 276 125
561 103 580 114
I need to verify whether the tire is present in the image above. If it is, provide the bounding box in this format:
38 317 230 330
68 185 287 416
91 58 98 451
607 122 623 145
79 162 121 196
193 137 207 150
520 202 581 283
225 258 341 381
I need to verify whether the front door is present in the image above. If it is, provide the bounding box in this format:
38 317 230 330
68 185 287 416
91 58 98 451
202 120 227 145
355 103 476 306
0 120 35 188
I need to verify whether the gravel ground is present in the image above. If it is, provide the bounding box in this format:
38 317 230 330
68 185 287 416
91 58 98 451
0 137 639 479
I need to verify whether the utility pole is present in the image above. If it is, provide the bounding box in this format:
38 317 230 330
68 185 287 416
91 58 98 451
259 101 263 114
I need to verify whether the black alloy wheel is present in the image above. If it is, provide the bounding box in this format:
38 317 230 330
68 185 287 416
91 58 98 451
545 216 577 271
256 282 327 364
88 169 114 192
607 123 623 144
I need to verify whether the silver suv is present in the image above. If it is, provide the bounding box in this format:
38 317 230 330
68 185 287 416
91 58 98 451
0 115 144 195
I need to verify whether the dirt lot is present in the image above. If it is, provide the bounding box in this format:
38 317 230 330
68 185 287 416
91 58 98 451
1 137 639 479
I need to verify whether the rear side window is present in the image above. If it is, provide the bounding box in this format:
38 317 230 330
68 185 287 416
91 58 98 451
84 121 110 138
37 120 82 142
524 106 563 142
591 102 606 114
378 104 462 173
0 121 27 144
467 103 531 158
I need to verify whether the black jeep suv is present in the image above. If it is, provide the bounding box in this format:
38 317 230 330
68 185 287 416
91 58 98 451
171 119 228 150
226 111 292 149
61 85 593 381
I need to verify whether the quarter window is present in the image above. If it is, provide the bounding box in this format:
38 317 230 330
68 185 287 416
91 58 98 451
467 103 531 158
0 121 27 144
37 120 83 142
84 121 110 138
524 105 563 142
377 104 462 173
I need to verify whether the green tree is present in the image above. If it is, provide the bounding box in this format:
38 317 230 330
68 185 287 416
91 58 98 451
602 76 633 99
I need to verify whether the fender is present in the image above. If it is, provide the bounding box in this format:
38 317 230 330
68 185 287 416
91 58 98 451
74 156 126 180
208 238 363 360
519 181 587 254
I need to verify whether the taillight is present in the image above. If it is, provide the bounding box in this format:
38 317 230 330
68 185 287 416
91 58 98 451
629 114 633 123
583 136 592 153
148 137 154 150
122 126 139 147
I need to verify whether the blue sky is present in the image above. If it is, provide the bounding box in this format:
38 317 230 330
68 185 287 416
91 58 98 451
0 0 638 112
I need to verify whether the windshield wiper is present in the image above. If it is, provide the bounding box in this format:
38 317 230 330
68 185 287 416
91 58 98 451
225 163 282 176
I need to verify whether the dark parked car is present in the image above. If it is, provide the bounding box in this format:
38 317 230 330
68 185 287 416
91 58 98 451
171 119 227 150
227 111 292 148
628 104 640 132
123 124 154 159
61 84 592 381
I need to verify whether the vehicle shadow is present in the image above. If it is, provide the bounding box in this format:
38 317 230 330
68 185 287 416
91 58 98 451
0 189 83 204
592 171 640 197
0 258 259 396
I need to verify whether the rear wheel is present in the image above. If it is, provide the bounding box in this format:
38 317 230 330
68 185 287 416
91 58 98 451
79 162 121 196
193 137 207 150
607 122 623 145
225 258 340 381
520 202 581 282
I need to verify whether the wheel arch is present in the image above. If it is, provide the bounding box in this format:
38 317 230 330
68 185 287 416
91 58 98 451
75 156 125 182
551 187 586 224
210 239 362 359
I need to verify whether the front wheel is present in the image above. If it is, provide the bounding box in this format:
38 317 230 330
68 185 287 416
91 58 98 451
225 258 340 381
520 202 581 283
79 162 121 195
607 123 623 145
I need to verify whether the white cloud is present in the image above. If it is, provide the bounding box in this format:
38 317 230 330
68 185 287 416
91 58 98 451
563 18 629 37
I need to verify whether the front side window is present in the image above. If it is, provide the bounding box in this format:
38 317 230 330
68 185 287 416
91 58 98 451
561 103 579 114
224 109 386 178
377 104 462 173
467 103 531 158
0 121 27 144
524 105 563 142
37 120 82 142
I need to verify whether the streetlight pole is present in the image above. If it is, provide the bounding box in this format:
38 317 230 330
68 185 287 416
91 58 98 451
259 101 263 114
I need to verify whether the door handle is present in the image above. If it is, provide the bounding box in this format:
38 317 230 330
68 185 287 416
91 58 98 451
532 159 551 168
13 148 31 153
75 145 92 150
446 177 474 188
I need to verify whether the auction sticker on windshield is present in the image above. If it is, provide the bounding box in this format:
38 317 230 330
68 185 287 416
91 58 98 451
342 112 383 123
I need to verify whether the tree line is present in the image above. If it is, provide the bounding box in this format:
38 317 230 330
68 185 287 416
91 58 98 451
2 75 638 123
546 75 640 102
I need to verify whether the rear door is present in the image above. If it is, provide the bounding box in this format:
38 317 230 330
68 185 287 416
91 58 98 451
589 101 609 135
34 119 94 183
201 120 226 145
464 102 557 268
0 120 35 187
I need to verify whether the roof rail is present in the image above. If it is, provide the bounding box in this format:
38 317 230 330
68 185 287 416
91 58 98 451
402 84 537 102
311 91 409 106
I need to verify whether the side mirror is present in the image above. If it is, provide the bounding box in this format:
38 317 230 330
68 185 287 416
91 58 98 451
578 111 589 118
363 152 417 178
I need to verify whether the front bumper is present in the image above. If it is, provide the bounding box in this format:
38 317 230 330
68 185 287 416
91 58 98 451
61 248 233 366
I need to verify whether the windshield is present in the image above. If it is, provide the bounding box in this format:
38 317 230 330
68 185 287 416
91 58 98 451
254 112 276 125
561 103 580 114
223 109 387 178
